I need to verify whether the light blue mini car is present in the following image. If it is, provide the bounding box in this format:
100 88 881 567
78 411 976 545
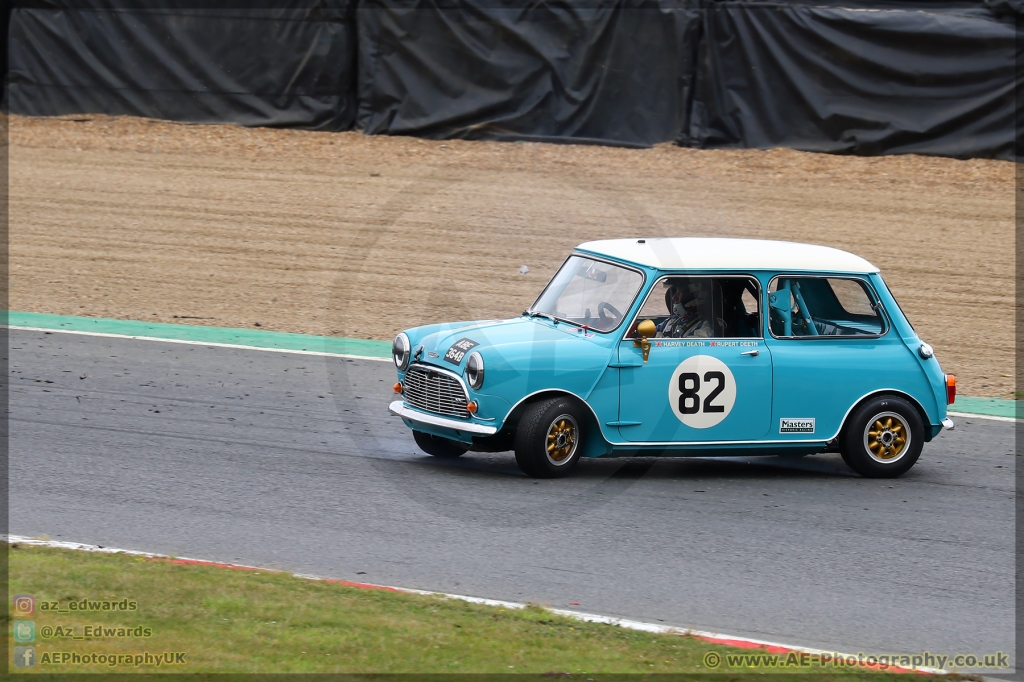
388 238 956 478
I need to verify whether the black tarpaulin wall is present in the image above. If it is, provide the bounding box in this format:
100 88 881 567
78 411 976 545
356 0 1015 158
5 0 1018 158
356 0 702 146
687 1 1016 158
7 2 358 130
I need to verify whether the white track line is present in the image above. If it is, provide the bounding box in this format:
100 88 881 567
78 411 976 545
7 534 947 675
11 324 1016 423
948 411 1017 423
7 325 393 362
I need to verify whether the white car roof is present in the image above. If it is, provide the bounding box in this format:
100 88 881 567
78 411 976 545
576 238 879 274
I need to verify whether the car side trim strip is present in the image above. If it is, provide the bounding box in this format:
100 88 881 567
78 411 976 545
388 401 498 435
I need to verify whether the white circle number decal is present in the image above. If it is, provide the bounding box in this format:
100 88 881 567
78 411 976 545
668 355 736 429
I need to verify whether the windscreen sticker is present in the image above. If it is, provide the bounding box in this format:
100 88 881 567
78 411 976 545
668 355 736 429
780 418 815 433
443 338 479 365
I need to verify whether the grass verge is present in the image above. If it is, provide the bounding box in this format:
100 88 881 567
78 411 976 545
9 543 908 677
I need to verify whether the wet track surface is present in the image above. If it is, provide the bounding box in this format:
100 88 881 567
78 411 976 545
11 329 1015 659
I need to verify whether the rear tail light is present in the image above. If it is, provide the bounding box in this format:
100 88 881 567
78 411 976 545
946 375 956 405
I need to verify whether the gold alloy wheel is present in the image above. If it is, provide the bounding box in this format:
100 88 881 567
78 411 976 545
545 414 579 466
864 411 910 464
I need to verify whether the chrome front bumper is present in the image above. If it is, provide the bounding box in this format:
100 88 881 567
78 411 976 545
941 418 955 430
388 400 498 435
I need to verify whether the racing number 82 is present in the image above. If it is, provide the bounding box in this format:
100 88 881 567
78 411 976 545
678 371 726 414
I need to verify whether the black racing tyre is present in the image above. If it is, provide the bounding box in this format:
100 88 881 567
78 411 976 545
840 395 923 478
514 397 586 478
413 430 469 458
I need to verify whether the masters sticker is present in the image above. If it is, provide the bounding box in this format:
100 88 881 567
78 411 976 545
780 418 815 433
443 338 479 365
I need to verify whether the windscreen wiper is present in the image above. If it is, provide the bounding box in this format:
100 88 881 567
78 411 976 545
525 310 584 328
525 310 558 323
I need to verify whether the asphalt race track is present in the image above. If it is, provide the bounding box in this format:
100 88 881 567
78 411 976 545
11 329 1014 660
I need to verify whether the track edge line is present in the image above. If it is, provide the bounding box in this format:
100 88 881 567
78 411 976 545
6 325 393 362
6 534 945 675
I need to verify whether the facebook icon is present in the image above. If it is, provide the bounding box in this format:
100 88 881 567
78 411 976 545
14 646 35 668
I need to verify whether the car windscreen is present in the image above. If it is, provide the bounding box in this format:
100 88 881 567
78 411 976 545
530 256 643 332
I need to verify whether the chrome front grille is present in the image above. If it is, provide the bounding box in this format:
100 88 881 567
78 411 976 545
402 364 470 419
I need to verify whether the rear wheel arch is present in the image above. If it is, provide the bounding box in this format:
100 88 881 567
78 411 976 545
839 393 926 477
839 390 931 443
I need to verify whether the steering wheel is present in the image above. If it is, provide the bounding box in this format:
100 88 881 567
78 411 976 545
597 301 622 327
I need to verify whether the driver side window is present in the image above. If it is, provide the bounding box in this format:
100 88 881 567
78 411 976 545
635 276 761 339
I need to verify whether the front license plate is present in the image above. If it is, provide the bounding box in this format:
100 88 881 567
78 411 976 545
443 338 479 365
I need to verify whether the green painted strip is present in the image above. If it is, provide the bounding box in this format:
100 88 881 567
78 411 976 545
7 311 392 359
951 396 1018 419
7 311 1019 418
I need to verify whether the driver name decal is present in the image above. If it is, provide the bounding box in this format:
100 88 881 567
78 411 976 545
655 340 759 348
443 338 479 365
668 355 737 428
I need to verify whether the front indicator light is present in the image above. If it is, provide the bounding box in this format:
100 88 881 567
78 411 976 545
466 401 478 414
946 375 956 405
393 382 403 394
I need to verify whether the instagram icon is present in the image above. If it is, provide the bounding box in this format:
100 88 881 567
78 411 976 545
12 595 34 617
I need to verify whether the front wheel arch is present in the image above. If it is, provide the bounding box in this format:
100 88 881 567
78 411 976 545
503 390 610 458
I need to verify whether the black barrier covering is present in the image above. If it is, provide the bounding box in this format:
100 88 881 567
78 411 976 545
356 0 702 146
2 7 11 98
356 0 1016 158
7 2 358 130
688 1 1017 159
5 0 1019 159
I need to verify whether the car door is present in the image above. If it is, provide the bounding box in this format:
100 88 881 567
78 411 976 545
763 274 912 441
615 275 773 443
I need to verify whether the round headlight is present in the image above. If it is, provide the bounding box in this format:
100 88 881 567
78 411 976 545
918 342 934 359
465 351 484 389
393 333 410 369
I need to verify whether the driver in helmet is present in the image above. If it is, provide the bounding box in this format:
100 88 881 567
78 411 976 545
655 283 683 337
657 281 712 338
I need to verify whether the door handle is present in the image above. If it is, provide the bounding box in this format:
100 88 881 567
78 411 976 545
740 349 759 356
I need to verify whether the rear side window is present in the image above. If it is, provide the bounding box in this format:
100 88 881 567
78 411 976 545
768 277 885 338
